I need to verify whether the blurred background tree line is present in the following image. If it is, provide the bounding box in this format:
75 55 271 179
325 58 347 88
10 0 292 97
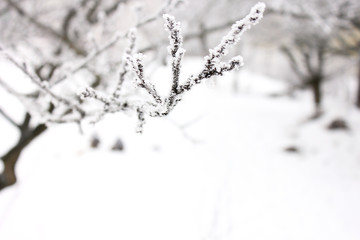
0 0 359 190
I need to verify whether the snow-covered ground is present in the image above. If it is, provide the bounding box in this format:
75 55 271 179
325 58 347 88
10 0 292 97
1 59 360 240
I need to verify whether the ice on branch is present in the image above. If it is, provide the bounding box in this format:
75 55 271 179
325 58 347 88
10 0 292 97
80 87 111 105
125 28 137 55
113 28 137 99
163 13 184 57
163 13 186 110
126 53 163 104
178 2 265 94
205 2 265 67
80 2 265 132
136 107 146 134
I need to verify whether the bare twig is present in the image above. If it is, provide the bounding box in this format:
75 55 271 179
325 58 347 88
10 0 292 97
105 0 129 16
62 8 77 40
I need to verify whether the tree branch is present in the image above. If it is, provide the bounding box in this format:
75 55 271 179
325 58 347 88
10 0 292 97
5 0 86 56
105 0 128 16
51 31 126 87
80 2 266 126
19 112 31 133
50 0 181 88
62 8 77 40
0 75 31 109
1 50 86 117
280 46 306 79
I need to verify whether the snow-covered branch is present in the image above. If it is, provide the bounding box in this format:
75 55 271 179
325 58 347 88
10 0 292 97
1 50 85 119
80 2 266 131
126 53 163 104
113 28 137 99
164 13 185 106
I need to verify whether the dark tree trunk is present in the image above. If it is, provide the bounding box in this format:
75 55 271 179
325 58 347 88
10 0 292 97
310 76 322 113
0 149 21 190
356 55 360 109
0 124 47 191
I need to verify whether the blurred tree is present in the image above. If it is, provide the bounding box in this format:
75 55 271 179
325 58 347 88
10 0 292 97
0 0 139 190
330 0 360 108
281 33 329 115
268 0 360 111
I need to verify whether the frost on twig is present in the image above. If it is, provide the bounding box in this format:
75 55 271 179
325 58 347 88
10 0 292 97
179 2 265 94
126 53 163 104
80 2 266 131
78 30 139 124
50 0 182 89
113 28 137 99
163 13 185 109
136 107 146 134
163 2 265 115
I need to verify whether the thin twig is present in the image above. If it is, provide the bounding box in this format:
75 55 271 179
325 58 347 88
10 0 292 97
0 108 19 128
1 51 85 117
51 32 125 87
0 76 25 99
112 29 136 99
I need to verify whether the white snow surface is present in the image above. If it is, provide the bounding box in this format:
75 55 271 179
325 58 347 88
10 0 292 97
1 58 360 240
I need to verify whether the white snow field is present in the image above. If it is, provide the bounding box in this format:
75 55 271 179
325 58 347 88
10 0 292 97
1 59 360 240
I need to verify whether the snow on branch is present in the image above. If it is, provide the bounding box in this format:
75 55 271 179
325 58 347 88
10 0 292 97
206 2 265 63
178 2 265 94
49 0 182 89
3 43 127 126
0 49 86 121
163 13 185 108
126 53 163 104
164 13 184 57
80 87 111 106
80 2 266 132
79 30 139 124
113 28 137 99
